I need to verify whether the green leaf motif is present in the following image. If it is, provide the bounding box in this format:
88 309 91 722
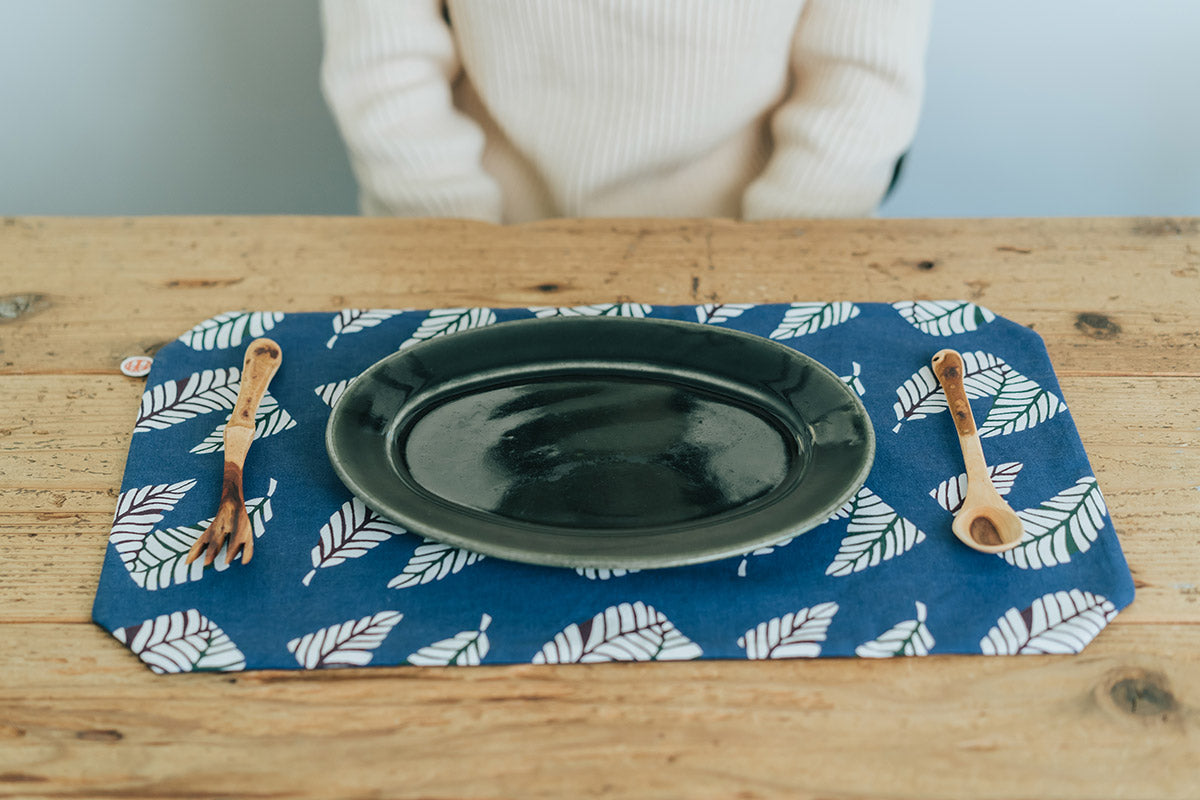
120 480 277 590
855 602 934 657
1003 477 1107 569
112 609 245 674
826 487 926 577
978 367 1066 438
893 300 996 336
406 615 492 666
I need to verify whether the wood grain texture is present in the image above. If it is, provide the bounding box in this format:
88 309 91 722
1 217 1198 799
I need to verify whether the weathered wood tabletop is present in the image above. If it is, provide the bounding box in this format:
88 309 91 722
2 216 1198 799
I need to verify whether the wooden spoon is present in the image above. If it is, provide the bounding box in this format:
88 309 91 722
186 338 282 566
930 349 1024 553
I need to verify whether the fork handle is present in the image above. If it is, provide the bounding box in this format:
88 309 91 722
224 338 282 465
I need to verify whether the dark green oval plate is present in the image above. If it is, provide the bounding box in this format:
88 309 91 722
326 316 874 569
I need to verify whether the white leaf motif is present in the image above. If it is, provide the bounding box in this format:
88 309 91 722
738 602 839 659
1003 477 1108 569
769 302 859 340
119 480 276 590
695 303 753 324
891 352 1006 433
532 602 702 663
977 367 1066 438
980 590 1116 655
108 479 198 561
530 303 652 318
387 540 484 589
575 568 640 580
287 611 403 669
893 300 996 336
327 308 403 348
826 487 926 577
855 602 934 657
736 536 795 577
188 391 296 454
400 308 497 349
178 311 283 351
930 462 1024 512
303 498 406 586
314 378 354 408
134 367 240 432
840 361 865 397
406 614 492 666
112 609 245 674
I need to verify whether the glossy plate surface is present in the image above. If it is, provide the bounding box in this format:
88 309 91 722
326 317 874 569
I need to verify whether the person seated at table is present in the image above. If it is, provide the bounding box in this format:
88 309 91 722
320 0 932 223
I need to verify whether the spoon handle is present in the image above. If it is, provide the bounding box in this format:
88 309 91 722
931 349 976 438
224 338 283 465
931 349 993 492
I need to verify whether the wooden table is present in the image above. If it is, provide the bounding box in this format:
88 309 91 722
2 216 1198 799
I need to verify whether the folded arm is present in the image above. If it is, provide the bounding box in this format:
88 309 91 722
743 0 933 219
321 0 502 221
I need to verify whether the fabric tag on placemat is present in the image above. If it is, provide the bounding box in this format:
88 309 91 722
92 302 1134 673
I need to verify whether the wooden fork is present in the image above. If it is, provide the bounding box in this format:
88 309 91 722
186 338 282 567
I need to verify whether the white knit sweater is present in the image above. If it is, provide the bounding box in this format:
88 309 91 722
321 0 931 223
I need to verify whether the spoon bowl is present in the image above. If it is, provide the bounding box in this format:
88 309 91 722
931 348 1025 554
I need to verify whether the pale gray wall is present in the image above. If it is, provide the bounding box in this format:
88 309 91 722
2 1 1197 217
0 0 358 215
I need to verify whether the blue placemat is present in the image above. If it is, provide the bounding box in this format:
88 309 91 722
93 302 1134 673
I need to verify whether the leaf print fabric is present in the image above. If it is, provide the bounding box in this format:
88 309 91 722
695 303 752 324
304 498 406 586
134 368 240 432
980 590 1116 655
178 311 283 351
387 540 484 589
891 351 1063 437
95 302 1134 672
288 611 404 669
1004 478 1108 569
825 487 926 577
894 301 996 336
400 307 497 348
931 462 1024 513
112 610 245 673
314 378 353 408
855 602 934 658
407 615 492 666
530 303 651 318
532 602 702 663
188 391 296 454
739 602 838 659
115 480 276 590
769 302 859 339
327 309 402 348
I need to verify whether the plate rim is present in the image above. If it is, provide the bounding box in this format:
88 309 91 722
326 315 875 569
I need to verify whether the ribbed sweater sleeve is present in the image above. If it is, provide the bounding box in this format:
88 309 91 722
320 0 502 221
742 0 932 219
